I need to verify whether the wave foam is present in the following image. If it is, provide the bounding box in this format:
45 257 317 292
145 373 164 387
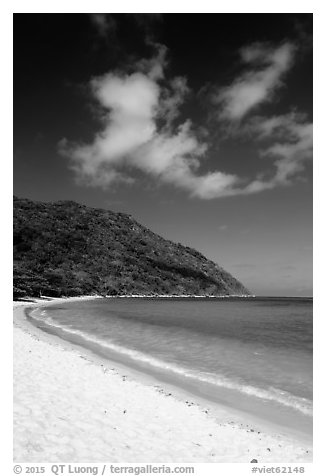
29 308 313 417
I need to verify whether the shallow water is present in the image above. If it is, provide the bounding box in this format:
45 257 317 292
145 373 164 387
29 297 313 435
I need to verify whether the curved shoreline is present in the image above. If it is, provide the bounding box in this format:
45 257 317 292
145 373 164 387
27 299 312 436
14 297 313 462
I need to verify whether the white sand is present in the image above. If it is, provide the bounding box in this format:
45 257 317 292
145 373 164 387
13 298 312 462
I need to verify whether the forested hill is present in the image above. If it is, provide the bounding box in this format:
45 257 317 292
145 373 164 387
13 196 250 298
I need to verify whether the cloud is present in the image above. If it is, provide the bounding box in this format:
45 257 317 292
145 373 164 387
242 112 313 191
208 40 312 195
129 13 163 33
60 45 242 199
89 14 117 38
214 42 296 121
135 43 168 81
59 70 160 187
159 76 189 124
262 123 312 185
60 42 311 199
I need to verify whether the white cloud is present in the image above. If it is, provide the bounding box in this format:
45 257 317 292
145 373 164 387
243 113 313 191
60 46 242 199
135 43 168 81
159 76 189 125
60 42 311 200
214 42 296 121
89 14 116 38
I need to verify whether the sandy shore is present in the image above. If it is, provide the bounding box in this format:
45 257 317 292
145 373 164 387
13 297 312 462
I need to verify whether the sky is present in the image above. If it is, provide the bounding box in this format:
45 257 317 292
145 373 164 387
13 13 313 296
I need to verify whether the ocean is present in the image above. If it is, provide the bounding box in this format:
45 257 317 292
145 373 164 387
28 297 313 436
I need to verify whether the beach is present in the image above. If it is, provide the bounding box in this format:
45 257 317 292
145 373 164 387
13 297 313 463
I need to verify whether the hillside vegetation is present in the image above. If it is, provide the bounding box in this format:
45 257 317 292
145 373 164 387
13 196 249 298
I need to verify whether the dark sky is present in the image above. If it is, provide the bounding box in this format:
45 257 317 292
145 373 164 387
14 13 313 296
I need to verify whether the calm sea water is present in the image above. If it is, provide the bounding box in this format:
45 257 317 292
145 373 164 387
29 297 313 431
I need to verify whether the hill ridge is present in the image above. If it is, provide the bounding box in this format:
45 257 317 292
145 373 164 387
13 196 250 298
